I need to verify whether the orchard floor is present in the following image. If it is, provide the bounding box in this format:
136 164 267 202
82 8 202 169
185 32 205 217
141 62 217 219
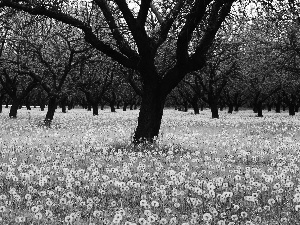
1 107 300 224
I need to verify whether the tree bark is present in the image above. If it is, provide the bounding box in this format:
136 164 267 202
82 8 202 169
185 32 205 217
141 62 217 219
133 82 165 144
9 98 19 118
295 105 299 113
100 103 104 110
267 104 272 112
87 104 91 111
45 96 57 126
234 105 239 112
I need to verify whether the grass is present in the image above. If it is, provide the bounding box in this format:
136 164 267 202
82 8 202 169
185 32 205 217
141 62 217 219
0 107 300 224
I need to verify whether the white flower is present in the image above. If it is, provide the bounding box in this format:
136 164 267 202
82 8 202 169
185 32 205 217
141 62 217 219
203 213 212 221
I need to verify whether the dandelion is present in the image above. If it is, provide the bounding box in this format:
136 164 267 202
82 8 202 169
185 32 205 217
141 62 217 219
169 217 177 224
203 213 212 222
241 211 248 218
65 215 73 224
231 214 238 221
268 198 275 205
217 220 226 225
159 218 168 225
151 200 159 207
164 207 172 214
31 206 39 213
45 210 53 218
60 197 67 205
34 212 43 220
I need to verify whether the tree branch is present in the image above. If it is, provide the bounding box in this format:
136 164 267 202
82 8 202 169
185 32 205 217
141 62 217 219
1 0 138 69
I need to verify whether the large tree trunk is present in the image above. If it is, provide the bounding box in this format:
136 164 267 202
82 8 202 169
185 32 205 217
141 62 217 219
9 98 19 118
45 96 57 126
133 83 165 144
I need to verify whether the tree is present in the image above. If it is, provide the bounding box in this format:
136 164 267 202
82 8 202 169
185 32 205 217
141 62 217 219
0 0 235 143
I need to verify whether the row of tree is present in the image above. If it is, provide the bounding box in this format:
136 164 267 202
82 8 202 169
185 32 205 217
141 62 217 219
0 0 299 143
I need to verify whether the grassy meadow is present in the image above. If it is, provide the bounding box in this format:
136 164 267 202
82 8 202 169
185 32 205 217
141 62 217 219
1 107 300 224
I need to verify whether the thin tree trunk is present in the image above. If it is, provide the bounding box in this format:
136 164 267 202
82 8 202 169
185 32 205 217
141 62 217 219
123 102 128 111
267 104 272 112
275 103 281 113
9 98 19 118
191 96 199 115
100 103 104 110
130 103 134 110
184 101 188 112
289 104 295 116
234 105 239 112
295 105 299 113
0 96 3 113
110 102 115 112
92 103 98 115
87 104 91 111
210 104 219 119
228 104 233 114
61 96 67 113
200 104 204 111
25 97 31 110
257 102 263 117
